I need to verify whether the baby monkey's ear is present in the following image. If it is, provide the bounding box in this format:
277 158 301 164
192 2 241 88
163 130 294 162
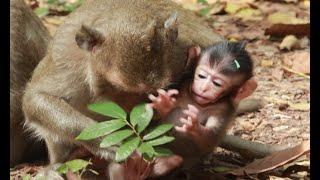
185 46 201 70
233 78 257 104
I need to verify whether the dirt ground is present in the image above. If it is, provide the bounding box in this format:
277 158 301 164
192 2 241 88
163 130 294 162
11 0 310 179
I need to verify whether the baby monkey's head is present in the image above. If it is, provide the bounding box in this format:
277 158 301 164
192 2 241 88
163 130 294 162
191 41 254 105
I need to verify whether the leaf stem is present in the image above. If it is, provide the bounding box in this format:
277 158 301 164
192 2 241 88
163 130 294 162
123 119 144 142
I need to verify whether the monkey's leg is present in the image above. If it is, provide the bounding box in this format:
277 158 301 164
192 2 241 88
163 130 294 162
46 138 76 163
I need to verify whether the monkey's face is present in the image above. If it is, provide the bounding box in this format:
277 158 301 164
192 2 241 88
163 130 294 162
93 33 175 94
191 65 232 105
77 12 179 93
190 54 236 105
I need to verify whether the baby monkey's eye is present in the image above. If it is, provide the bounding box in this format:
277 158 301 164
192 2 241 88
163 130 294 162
198 74 206 79
213 81 222 87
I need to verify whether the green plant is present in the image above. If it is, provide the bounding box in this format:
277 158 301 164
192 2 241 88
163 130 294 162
76 101 174 162
56 159 98 178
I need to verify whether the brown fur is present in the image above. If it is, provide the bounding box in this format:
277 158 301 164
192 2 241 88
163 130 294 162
22 0 223 165
10 0 51 167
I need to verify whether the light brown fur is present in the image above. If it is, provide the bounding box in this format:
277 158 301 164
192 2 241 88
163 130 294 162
10 0 51 167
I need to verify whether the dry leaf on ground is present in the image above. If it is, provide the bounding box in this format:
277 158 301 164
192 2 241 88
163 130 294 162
261 60 273 67
267 12 308 25
230 141 310 176
291 51 310 74
272 67 284 81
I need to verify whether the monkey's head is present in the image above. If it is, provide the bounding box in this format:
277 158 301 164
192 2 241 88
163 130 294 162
75 12 179 93
188 41 256 105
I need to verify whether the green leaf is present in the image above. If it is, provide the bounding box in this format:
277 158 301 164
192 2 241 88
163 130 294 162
47 0 57 5
76 119 126 140
100 129 134 148
137 143 155 158
130 103 145 127
88 101 127 119
146 136 175 146
154 147 173 157
65 159 91 173
197 0 208 4
212 166 233 173
34 7 49 18
63 3 77 12
115 137 140 162
56 164 68 174
199 7 211 16
22 174 31 180
131 104 153 133
143 124 173 140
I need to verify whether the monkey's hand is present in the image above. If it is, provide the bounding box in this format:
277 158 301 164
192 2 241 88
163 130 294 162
123 152 153 180
175 104 211 145
175 104 204 138
148 89 179 117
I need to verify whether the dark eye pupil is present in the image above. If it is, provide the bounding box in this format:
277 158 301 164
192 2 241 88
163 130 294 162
213 82 221 87
198 74 206 79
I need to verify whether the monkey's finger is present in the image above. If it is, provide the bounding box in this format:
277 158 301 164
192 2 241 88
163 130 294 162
167 89 179 97
187 116 194 126
157 89 171 102
146 103 154 108
187 104 199 114
182 110 197 121
179 117 188 124
180 117 192 126
174 126 187 133
148 94 157 101
170 97 176 103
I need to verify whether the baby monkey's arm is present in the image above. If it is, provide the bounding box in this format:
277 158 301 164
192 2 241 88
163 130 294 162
148 89 179 117
175 104 230 152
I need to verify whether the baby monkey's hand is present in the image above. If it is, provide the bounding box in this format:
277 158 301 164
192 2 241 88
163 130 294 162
175 104 204 138
148 89 179 117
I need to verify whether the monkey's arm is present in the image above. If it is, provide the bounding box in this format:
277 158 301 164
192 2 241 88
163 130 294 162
22 89 115 161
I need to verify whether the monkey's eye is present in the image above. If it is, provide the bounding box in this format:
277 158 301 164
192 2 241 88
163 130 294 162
198 74 206 79
213 81 222 87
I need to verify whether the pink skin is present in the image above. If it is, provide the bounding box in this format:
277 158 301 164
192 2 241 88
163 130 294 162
148 89 179 117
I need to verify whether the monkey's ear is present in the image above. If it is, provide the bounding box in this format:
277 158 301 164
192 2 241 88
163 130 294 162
164 11 178 43
233 78 257 103
75 25 105 51
185 46 201 69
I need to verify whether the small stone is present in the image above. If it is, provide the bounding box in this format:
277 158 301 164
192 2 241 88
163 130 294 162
279 103 289 111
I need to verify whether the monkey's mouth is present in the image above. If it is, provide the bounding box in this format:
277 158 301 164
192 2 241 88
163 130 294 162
192 91 211 102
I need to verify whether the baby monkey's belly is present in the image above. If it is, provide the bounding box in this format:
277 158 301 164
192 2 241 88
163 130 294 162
162 107 209 168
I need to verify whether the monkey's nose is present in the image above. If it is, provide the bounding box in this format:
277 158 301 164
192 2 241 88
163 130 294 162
200 81 210 92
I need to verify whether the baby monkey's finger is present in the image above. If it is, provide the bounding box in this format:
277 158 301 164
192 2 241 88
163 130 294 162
167 89 179 97
148 94 157 101
180 117 192 126
182 110 197 121
174 126 187 133
187 104 199 114
157 89 171 102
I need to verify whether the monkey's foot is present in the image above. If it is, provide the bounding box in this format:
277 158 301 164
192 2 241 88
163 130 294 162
150 155 183 177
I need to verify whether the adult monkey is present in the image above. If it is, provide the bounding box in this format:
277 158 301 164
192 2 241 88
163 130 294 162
20 0 260 177
10 0 51 166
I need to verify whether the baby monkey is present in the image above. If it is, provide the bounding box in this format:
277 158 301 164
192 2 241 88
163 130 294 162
148 41 257 172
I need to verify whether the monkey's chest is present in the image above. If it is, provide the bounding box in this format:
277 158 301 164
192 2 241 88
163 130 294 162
163 107 208 160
